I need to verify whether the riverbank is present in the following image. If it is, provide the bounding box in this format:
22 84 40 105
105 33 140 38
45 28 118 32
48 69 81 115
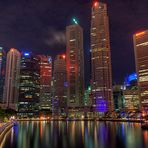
0 122 14 146
17 118 144 123
97 118 143 123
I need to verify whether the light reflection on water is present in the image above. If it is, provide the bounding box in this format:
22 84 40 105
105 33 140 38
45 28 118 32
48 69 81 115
2 121 148 148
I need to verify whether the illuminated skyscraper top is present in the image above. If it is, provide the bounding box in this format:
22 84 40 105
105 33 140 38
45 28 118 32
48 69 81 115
91 1 113 112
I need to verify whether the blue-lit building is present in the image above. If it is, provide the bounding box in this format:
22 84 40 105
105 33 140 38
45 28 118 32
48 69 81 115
0 47 6 103
123 73 140 111
18 52 40 117
124 73 137 88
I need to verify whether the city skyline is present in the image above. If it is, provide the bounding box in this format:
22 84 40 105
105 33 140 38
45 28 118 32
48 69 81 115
0 1 147 147
0 0 148 84
0 0 147 114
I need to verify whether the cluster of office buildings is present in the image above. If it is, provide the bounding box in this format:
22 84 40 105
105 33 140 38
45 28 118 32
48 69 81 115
0 1 147 117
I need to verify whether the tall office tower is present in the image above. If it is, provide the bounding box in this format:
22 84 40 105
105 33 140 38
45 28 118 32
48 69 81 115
38 55 52 112
91 1 113 113
66 22 84 108
18 52 40 117
0 47 6 103
3 48 20 110
53 54 67 115
133 30 148 112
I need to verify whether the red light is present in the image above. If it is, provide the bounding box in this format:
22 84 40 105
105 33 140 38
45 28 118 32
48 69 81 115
62 55 66 59
135 32 145 37
94 2 98 7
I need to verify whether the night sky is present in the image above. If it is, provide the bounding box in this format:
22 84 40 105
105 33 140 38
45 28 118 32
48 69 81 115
0 0 148 87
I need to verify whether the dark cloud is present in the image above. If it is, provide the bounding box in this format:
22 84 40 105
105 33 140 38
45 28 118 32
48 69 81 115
44 28 66 48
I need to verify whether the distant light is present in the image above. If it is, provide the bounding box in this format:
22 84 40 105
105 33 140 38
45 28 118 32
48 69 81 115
64 82 68 87
94 2 98 7
135 32 145 37
24 52 30 56
124 72 137 87
88 86 91 91
72 18 78 25
81 115 84 119
62 54 66 59
48 57 52 63
128 73 137 82
10 48 14 52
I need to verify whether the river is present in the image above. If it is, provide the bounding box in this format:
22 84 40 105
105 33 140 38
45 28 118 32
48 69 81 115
2 121 148 148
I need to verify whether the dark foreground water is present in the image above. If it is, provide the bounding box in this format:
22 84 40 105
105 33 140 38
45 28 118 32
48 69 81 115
2 121 148 148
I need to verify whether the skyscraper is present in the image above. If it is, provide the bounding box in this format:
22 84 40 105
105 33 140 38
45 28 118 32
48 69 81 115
38 55 52 112
66 22 84 108
18 52 40 117
91 1 113 113
3 48 20 110
0 47 6 103
53 54 67 115
133 30 148 112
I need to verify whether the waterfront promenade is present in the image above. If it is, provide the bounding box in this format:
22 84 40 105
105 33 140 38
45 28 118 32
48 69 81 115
0 122 14 146
17 117 144 123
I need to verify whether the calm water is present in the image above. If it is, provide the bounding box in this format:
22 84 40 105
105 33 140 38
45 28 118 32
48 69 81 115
2 121 148 148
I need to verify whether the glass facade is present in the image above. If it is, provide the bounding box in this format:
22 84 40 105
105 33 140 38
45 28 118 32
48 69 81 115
18 52 40 117
66 24 84 108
